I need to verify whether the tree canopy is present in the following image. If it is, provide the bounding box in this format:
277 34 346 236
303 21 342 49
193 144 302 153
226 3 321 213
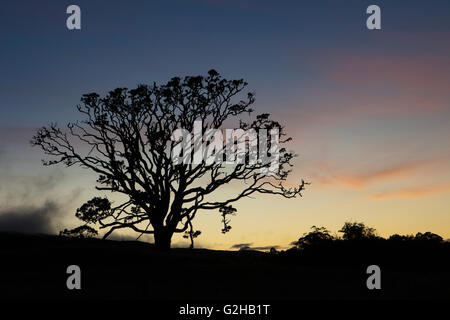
32 70 306 249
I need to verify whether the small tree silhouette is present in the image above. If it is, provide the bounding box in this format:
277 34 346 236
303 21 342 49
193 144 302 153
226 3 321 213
414 232 443 242
338 221 377 241
295 225 334 249
388 234 414 241
183 225 201 249
220 205 237 234
59 225 98 239
32 70 306 249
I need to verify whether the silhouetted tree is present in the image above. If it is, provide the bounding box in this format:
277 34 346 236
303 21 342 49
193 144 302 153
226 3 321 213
295 225 334 249
59 225 98 238
338 222 377 241
183 228 201 249
32 70 306 249
414 232 443 242
220 205 237 234
388 234 414 242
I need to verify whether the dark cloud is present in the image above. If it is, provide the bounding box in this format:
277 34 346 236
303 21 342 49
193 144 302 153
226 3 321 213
0 165 81 235
231 243 253 250
0 170 66 204
252 245 281 251
0 129 85 236
230 243 281 251
0 201 60 234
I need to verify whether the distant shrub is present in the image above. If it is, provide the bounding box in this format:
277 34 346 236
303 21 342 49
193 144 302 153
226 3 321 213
294 226 334 249
388 232 443 242
338 221 378 241
414 232 443 242
388 234 415 241
59 225 98 239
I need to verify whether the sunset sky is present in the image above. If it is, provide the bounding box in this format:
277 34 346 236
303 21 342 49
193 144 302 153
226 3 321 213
1 0 450 250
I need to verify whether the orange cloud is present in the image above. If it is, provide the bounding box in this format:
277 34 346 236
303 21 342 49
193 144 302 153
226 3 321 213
313 161 428 189
372 184 450 200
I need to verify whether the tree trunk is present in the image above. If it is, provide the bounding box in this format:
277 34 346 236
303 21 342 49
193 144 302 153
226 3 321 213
154 227 173 250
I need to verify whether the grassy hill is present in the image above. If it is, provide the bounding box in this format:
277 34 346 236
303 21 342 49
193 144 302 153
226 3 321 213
1 232 450 300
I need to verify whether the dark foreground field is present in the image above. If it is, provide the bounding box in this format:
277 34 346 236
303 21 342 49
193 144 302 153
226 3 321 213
1 232 450 300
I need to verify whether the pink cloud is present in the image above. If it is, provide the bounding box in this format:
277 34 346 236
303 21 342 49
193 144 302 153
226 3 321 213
372 184 450 200
327 56 449 93
288 47 450 129
310 160 431 189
